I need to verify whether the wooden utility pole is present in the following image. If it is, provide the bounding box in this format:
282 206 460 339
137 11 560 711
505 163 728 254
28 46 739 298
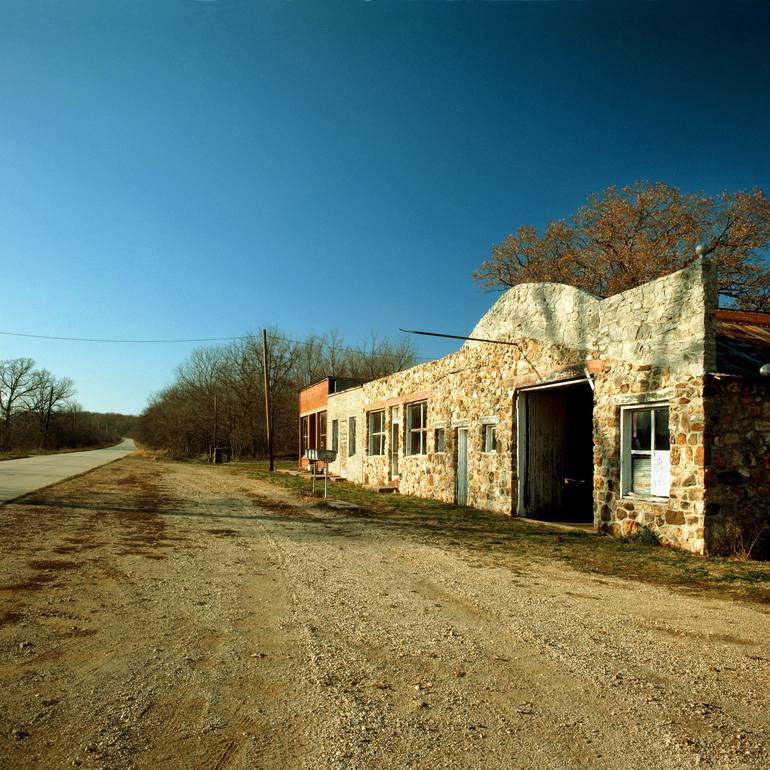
212 393 218 462
41 386 54 449
262 329 274 472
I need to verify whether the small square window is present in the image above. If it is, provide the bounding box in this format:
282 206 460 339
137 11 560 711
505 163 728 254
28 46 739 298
434 427 445 454
483 424 497 453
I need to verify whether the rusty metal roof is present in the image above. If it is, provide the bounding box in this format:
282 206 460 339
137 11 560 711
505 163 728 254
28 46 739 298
716 309 770 375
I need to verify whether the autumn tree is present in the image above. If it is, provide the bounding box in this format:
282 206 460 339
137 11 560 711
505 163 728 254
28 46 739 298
474 183 770 310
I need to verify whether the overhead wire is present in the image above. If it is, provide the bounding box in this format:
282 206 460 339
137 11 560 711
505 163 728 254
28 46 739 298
0 328 438 363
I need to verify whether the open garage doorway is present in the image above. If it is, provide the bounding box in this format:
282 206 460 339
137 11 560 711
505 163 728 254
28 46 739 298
516 379 594 523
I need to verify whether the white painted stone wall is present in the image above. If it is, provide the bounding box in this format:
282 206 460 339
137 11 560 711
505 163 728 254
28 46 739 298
326 386 364 483
467 258 717 377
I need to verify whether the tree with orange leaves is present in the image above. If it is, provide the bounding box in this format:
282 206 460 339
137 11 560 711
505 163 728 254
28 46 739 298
474 182 770 311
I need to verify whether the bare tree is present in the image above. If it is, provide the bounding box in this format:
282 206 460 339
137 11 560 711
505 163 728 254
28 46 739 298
136 328 416 459
0 358 36 449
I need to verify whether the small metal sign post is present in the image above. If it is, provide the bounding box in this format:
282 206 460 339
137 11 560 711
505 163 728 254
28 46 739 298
304 448 338 498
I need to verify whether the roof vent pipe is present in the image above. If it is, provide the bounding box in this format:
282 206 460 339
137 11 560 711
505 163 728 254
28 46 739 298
760 364 770 377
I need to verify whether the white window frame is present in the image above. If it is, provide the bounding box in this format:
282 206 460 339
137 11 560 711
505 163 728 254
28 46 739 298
620 403 671 498
483 423 497 453
368 410 386 456
406 401 427 455
348 416 357 457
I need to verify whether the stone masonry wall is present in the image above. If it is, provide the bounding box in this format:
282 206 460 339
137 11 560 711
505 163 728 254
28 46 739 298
352 259 718 554
590 259 716 553
704 377 770 556
361 345 519 514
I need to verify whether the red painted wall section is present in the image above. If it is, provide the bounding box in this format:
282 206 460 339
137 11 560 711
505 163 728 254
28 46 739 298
300 378 332 416
298 378 332 469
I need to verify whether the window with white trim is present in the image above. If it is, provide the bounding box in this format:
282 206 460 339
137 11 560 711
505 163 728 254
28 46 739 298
621 404 670 497
434 427 445 454
318 411 327 450
368 410 385 455
406 401 427 455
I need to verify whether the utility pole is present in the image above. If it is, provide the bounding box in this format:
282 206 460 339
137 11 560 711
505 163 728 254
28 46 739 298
41 385 54 449
212 393 218 462
262 328 274 472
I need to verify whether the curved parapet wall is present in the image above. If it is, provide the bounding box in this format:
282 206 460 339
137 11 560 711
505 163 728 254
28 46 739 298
466 259 717 376
468 283 601 352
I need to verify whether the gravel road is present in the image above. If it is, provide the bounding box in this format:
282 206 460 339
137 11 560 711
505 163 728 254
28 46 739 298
0 456 767 769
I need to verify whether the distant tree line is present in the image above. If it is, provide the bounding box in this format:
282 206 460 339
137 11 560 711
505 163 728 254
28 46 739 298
0 357 136 454
136 330 417 460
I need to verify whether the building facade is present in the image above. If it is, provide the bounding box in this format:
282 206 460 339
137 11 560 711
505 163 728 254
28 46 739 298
326 385 364 482
298 377 361 470
303 259 769 555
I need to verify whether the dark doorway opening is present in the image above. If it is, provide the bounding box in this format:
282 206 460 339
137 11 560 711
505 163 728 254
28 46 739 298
521 381 593 523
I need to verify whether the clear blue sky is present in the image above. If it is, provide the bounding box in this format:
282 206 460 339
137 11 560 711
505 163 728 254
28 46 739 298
1 1 768 414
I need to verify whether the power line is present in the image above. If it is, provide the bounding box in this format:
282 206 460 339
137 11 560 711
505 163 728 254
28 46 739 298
0 330 251 343
0 328 436 363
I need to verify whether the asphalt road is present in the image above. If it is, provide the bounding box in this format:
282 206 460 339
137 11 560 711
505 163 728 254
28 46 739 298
0 438 135 503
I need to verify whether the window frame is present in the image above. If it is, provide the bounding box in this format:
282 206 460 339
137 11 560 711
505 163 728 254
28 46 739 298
348 416 357 457
318 411 327 451
368 410 386 456
300 415 309 455
434 427 445 454
620 403 671 498
483 423 497 453
406 401 428 455
331 419 339 453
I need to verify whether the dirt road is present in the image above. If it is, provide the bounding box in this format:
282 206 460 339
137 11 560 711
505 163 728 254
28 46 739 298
1 457 768 769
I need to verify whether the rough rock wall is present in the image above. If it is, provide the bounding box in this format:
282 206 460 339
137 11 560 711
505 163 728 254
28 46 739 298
468 283 600 350
361 346 519 514
704 377 770 556
598 259 717 375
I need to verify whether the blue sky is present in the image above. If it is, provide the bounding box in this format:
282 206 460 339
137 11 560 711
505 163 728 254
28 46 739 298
1 0 768 414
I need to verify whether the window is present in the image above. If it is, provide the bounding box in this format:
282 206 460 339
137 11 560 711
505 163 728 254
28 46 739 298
300 416 309 455
368 410 385 455
621 405 670 497
483 424 497 453
348 416 357 456
406 401 427 455
331 419 339 452
434 427 445 454
318 411 327 450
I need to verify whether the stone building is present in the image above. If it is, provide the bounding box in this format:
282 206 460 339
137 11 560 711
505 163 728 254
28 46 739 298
305 258 769 555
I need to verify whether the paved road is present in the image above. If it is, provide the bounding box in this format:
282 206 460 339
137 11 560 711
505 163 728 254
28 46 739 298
0 438 135 503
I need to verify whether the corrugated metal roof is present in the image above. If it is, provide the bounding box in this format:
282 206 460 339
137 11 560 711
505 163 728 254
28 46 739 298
716 309 770 376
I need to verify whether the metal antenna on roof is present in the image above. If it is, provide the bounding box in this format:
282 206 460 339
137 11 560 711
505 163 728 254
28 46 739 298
398 328 542 381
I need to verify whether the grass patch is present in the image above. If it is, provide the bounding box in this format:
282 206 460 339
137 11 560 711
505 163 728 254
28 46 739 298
244 465 770 605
